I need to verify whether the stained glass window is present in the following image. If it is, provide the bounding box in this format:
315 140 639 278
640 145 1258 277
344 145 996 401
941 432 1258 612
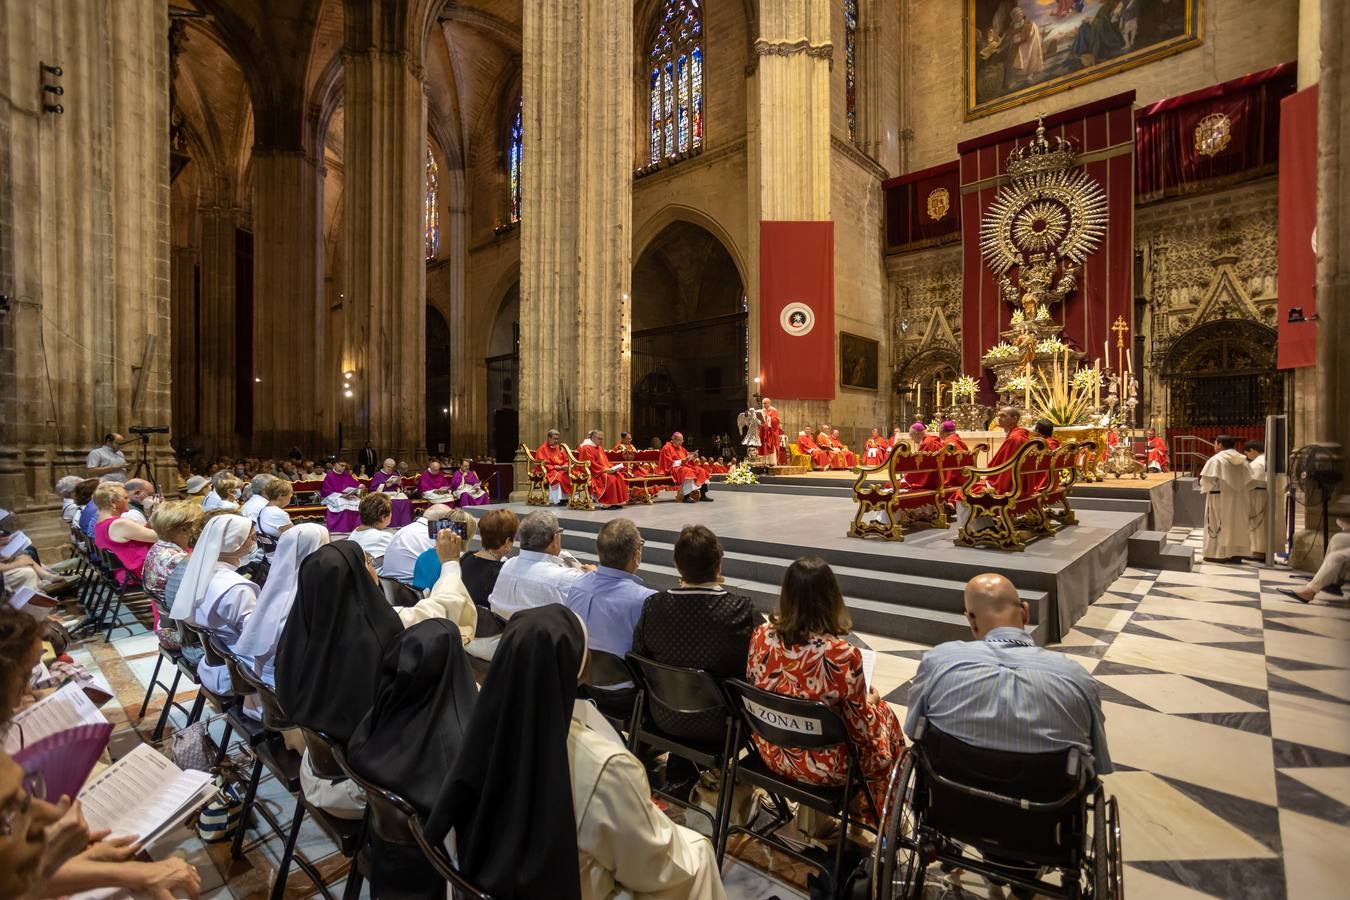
424 146 439 260
508 97 523 223
845 0 858 145
648 0 703 166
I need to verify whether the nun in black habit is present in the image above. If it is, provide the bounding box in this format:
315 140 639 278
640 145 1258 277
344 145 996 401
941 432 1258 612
425 604 725 900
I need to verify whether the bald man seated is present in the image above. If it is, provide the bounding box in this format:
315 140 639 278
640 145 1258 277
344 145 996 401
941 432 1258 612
904 573 1113 773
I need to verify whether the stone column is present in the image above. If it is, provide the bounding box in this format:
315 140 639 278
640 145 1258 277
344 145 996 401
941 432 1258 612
341 47 426 460
251 151 324 455
1315 0 1349 456
518 0 633 454
0 0 171 547
749 0 834 430
170 245 199 440
197 205 237 449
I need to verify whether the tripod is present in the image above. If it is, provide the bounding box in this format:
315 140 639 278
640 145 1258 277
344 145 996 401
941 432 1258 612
129 433 156 490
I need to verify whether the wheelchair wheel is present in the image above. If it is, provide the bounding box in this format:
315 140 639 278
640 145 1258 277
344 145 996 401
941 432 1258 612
872 755 925 900
1085 787 1122 899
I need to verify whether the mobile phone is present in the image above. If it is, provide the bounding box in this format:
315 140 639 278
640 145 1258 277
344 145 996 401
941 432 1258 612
428 517 468 539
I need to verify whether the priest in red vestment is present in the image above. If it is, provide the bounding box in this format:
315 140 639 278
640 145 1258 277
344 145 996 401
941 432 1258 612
863 428 890 465
796 430 831 470
577 430 629 509
757 398 785 465
985 406 1034 494
830 429 858 467
660 432 710 502
534 428 573 505
815 425 849 469
939 421 969 490
1145 429 1169 472
907 423 944 489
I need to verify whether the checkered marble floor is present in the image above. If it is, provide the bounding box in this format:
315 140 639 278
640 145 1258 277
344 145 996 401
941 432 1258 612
78 526 1350 899
855 527 1350 900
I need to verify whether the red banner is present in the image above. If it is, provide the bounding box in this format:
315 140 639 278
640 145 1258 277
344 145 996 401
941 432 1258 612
759 221 835 400
1136 62 1294 203
958 93 1135 382
883 161 961 252
1278 83 1318 370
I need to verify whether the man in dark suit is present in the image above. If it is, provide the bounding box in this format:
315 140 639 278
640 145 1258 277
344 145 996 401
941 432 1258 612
357 441 378 477
631 524 754 743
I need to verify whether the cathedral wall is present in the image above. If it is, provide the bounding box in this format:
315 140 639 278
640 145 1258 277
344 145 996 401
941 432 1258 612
885 243 964 427
902 0 1299 171
828 144 890 450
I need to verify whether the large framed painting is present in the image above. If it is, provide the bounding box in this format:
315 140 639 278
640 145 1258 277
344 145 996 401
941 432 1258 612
965 0 1202 119
840 332 879 391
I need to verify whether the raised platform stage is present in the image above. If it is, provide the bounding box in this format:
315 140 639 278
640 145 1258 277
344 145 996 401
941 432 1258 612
471 488 1147 647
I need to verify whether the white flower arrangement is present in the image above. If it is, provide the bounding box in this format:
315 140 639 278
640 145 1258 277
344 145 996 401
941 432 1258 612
1071 367 1103 391
724 461 758 485
1010 309 1026 325
1036 337 1068 355
982 342 1018 361
952 374 980 400
1004 374 1034 391
1035 304 1051 321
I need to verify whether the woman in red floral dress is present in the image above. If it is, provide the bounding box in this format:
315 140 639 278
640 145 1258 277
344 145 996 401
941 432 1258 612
745 557 905 825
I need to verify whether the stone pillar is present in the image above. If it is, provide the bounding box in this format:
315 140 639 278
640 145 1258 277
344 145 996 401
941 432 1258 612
517 0 633 456
251 151 324 455
749 0 834 431
0 0 172 549
170 245 199 440
198 205 237 449
341 47 426 460
1315 0 1350 455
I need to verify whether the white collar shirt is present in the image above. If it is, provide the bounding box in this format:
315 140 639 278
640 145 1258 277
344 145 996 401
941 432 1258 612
381 518 433 584
489 549 587 619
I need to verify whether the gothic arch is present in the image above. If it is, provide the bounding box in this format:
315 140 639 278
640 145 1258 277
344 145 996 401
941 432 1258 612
896 347 962 386
1161 318 1283 429
633 204 747 288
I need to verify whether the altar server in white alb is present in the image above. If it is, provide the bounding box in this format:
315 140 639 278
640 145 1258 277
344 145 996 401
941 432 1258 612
1199 435 1253 561
1245 440 1267 558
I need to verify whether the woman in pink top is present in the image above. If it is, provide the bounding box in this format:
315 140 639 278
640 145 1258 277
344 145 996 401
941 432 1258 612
91 481 158 583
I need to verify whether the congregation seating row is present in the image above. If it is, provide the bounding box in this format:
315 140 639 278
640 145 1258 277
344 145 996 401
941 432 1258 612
850 438 1096 551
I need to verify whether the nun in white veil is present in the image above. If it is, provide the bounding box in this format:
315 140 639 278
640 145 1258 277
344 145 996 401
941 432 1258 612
232 523 331 686
171 514 259 695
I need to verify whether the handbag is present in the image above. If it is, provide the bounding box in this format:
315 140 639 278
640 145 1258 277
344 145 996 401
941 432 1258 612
196 774 243 842
170 719 218 772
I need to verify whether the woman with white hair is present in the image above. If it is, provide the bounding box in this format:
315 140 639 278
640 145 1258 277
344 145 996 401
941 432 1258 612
55 475 84 526
170 514 258 695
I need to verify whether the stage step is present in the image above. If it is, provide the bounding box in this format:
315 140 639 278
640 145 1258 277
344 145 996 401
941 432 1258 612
1172 477 1205 528
1127 529 1195 572
560 533 1053 646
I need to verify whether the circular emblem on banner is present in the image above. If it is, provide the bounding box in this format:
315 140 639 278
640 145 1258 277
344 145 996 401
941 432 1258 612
926 187 951 221
779 302 816 336
1194 113 1232 158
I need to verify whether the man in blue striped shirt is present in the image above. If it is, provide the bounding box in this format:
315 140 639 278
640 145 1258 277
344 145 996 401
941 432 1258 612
904 573 1113 774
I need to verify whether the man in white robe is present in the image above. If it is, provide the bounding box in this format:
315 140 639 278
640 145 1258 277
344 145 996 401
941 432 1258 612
1199 436 1253 561
1245 440 1267 558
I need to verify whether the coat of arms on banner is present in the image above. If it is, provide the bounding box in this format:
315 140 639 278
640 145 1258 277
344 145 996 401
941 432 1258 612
926 187 951 221
1194 112 1232 158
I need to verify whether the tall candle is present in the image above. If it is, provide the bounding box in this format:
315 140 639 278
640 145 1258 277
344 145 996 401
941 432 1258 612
936 382 943 410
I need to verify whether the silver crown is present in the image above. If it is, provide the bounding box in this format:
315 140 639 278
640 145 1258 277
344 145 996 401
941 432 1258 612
1006 116 1076 179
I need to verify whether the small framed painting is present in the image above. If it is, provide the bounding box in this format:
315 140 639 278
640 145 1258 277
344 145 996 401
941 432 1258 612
840 332 880 391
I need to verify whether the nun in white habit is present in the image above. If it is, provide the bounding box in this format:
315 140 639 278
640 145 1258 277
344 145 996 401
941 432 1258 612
171 514 259 695
232 523 331 686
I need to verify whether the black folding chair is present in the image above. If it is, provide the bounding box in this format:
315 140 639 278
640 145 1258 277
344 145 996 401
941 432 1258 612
96 548 148 641
379 576 422 608
723 678 879 900
625 653 742 863
407 810 495 900
229 664 366 900
582 649 639 733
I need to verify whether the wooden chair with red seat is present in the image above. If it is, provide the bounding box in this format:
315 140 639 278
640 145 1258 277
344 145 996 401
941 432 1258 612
955 438 1051 551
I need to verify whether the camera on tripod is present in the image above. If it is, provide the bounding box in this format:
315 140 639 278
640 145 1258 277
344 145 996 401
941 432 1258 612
129 425 170 435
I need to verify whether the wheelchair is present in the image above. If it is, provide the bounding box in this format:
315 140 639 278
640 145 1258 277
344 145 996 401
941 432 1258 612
871 718 1123 900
